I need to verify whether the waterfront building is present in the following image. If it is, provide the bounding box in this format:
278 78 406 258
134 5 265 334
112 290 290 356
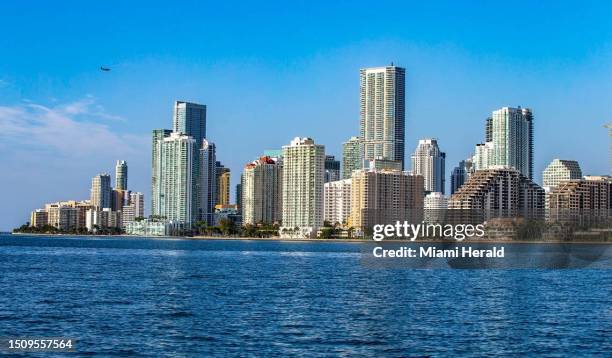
411 138 446 194
216 162 231 206
448 167 545 219
129 192 144 218
360 65 406 168
424 192 448 223
263 149 283 162
115 160 128 190
111 188 127 212
121 204 136 226
450 158 474 194
200 139 217 225
547 176 611 222
47 203 78 231
85 208 122 231
124 219 185 236
542 159 582 190
29 209 48 228
349 169 424 232
324 155 341 183
90 173 111 209
324 178 352 226
151 129 172 216
157 132 196 225
214 205 242 227
241 156 283 225
342 136 362 179
490 106 534 179
235 181 242 215
280 137 325 238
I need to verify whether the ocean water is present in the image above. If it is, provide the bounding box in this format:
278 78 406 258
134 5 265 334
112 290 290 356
0 234 610 356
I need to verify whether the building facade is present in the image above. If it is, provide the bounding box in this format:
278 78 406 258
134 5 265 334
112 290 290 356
280 137 325 238
241 156 283 225
115 160 128 191
90 173 111 209
424 192 448 223
324 155 341 183
448 167 545 220
151 129 172 216
542 159 582 190
360 66 406 168
216 163 231 206
491 106 534 179
450 158 473 195
324 178 352 226
349 169 424 231
342 136 362 179
411 138 446 194
200 139 217 225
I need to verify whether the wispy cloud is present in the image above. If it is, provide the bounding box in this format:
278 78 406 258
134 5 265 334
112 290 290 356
0 97 145 158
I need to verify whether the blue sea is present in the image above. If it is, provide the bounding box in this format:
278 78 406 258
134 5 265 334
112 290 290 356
0 234 610 356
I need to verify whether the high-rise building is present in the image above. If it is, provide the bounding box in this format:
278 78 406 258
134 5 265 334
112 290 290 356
241 156 283 225
411 138 446 194
450 158 473 195
111 189 127 212
547 176 611 222
200 139 217 225
485 117 493 142
324 179 352 226
542 159 582 190
115 160 128 190
30 209 48 228
47 203 78 231
173 101 207 146
216 162 231 206
235 181 243 215
280 137 325 238
491 106 534 179
129 192 145 218
324 155 341 183
91 173 111 209
151 129 172 216
449 167 544 219
157 132 196 225
342 136 362 179
349 169 424 231
473 142 494 171
363 158 403 171
424 192 448 223
360 65 406 168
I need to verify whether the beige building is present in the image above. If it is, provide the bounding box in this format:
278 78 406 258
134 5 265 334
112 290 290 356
280 137 325 238
30 209 48 228
241 156 283 225
349 169 424 232
448 167 545 220
216 168 231 206
324 178 352 226
542 159 582 190
547 176 611 222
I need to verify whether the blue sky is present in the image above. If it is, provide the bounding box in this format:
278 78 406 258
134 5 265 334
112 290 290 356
1 1 611 230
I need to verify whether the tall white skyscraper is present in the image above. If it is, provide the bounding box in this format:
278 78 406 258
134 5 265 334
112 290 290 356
491 106 533 179
324 178 352 225
91 173 111 209
411 139 446 194
115 160 128 190
151 129 172 216
360 65 406 168
129 192 145 218
158 132 195 225
280 137 325 238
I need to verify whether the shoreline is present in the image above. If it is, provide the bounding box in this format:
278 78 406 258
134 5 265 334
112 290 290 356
7 232 611 245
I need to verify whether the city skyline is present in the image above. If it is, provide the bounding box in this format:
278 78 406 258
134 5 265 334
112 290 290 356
1 2 612 230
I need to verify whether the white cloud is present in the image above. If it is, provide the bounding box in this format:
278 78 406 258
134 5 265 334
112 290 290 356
0 97 145 158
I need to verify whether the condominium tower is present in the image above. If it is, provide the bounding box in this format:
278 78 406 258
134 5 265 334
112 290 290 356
91 173 111 209
542 159 582 190
280 137 325 238
342 136 362 179
411 138 446 194
360 65 406 168
490 107 534 179
115 160 128 190
241 156 283 225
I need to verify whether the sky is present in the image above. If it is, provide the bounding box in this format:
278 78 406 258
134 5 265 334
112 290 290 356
1 1 611 230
